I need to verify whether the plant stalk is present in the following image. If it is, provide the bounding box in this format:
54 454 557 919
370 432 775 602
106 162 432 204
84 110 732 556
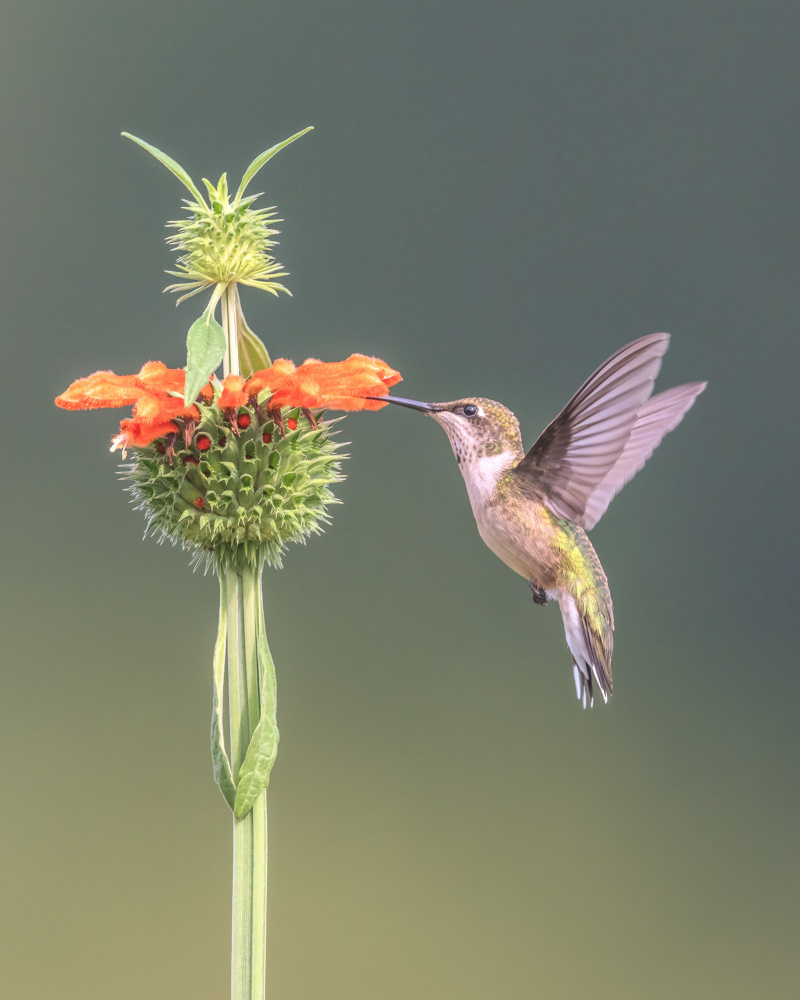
222 282 241 378
227 564 269 1000
224 283 269 1000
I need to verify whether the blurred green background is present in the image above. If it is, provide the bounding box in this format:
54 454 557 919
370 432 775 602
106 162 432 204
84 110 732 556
2 1 798 997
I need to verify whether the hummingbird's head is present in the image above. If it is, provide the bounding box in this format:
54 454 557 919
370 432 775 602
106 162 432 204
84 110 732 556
376 395 524 466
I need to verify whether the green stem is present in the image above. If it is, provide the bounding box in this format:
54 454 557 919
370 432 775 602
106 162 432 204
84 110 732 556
222 282 241 377
227 563 269 1000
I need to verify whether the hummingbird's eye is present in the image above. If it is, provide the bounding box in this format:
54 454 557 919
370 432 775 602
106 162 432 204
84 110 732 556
462 404 479 417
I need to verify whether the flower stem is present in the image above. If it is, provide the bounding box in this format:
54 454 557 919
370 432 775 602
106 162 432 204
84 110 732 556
222 282 240 378
227 563 269 1000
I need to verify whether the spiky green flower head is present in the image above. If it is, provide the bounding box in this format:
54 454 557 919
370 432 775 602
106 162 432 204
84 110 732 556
125 396 345 573
165 172 290 304
122 129 312 306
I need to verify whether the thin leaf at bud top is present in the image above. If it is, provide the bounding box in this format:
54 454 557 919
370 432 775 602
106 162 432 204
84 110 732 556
121 132 208 209
232 127 314 208
184 314 226 406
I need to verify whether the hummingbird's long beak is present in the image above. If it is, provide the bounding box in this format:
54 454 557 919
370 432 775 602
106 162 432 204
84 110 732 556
368 395 440 413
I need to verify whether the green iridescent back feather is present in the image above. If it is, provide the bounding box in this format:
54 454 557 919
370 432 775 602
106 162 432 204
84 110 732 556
554 519 614 642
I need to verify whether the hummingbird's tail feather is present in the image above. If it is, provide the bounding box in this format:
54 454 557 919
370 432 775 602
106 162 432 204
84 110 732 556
572 658 594 709
558 592 613 708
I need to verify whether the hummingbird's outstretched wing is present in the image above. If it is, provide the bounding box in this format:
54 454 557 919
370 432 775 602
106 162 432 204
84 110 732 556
511 333 700 527
580 381 706 529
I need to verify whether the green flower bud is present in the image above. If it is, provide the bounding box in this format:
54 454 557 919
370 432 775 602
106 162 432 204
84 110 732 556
165 174 291 304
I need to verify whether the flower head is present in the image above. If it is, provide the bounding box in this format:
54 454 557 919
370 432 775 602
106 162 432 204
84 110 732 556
165 181 291 304
123 129 313 306
55 353 402 570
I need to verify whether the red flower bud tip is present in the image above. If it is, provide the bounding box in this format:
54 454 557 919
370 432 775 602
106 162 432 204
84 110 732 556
196 434 212 451
287 418 298 431
194 497 205 509
218 435 227 447
237 412 251 429
183 455 199 466
262 432 272 444
155 442 166 454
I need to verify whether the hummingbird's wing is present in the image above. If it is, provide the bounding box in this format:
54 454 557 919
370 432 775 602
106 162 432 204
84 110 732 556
511 333 671 525
581 381 706 529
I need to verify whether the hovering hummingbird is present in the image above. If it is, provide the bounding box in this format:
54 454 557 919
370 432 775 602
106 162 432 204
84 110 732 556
376 334 706 707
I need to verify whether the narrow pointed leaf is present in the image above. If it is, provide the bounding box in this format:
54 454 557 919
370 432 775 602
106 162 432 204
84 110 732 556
185 313 226 405
121 133 208 208
211 576 236 811
232 127 314 207
236 288 271 375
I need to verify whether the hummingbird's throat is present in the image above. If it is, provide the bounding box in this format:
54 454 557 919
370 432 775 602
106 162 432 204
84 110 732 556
435 413 520 466
433 417 519 510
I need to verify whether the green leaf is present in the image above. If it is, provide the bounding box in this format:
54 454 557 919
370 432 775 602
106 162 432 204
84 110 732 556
233 714 279 817
232 127 314 208
233 574 280 818
121 133 208 209
211 575 237 812
184 313 226 406
235 288 271 375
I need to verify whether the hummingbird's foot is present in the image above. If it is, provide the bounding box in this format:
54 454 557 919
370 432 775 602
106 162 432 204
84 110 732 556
529 582 548 606
301 407 318 429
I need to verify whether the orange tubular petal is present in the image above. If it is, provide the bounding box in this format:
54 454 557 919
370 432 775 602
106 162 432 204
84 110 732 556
243 372 273 398
55 371 143 410
271 359 297 377
111 417 179 452
245 359 297 399
135 361 186 395
133 393 200 425
134 361 213 405
218 375 248 410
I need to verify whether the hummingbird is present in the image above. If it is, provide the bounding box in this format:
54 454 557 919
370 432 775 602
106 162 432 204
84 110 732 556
376 334 706 707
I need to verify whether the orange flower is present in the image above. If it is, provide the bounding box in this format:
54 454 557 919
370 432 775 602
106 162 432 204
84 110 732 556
132 393 200 426
55 361 212 412
111 417 180 453
245 354 402 411
56 361 210 455
135 361 214 404
55 371 142 410
218 374 248 411
244 358 296 398
56 354 402 455
134 361 186 395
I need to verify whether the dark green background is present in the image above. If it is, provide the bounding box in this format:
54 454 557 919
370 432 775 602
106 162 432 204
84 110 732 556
2 2 798 997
